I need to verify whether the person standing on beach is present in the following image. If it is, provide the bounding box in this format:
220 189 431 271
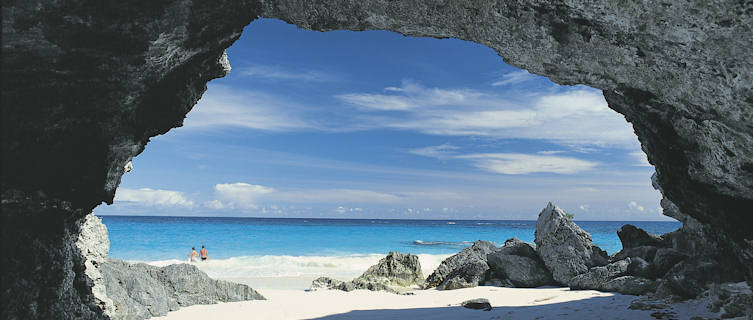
189 247 198 263
200 245 208 261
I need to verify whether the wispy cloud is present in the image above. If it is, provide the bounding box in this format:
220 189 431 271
239 64 340 83
211 182 276 209
457 153 599 174
337 81 638 148
410 145 599 175
115 188 194 207
491 70 535 86
408 143 459 159
183 84 317 132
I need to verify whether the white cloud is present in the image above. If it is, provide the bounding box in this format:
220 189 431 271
183 84 316 132
537 150 565 155
337 81 638 148
412 146 599 175
628 201 645 212
239 65 339 83
337 81 486 111
115 188 194 207
579 204 591 211
408 143 459 158
491 70 535 86
204 199 225 210
212 182 276 209
456 153 599 174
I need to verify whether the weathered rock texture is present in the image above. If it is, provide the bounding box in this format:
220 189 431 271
100 260 264 319
1 195 107 320
569 258 657 295
309 252 423 294
535 203 609 285
425 240 497 290
485 238 554 288
3 0 753 317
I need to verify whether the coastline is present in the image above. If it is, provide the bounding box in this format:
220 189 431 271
153 285 716 320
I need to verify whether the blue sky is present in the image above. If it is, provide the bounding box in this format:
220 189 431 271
95 19 669 221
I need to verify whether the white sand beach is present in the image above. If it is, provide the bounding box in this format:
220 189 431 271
155 283 716 320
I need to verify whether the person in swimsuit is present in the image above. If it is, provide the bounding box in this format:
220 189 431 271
200 245 208 261
189 247 198 263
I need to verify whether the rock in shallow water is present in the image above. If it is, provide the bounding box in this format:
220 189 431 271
425 240 497 290
534 203 609 285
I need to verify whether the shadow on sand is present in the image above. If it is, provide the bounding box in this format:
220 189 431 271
308 295 662 320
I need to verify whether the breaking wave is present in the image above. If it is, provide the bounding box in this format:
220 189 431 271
412 240 476 247
138 253 450 279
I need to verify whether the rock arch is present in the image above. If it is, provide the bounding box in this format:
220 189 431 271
2 0 751 318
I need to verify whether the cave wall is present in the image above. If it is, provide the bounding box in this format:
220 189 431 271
2 1 261 318
1 0 752 318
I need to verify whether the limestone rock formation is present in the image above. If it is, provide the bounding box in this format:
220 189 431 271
74 213 115 318
425 240 497 290
618 225 665 249
355 251 424 287
485 238 554 288
3 0 753 317
309 277 346 291
535 203 609 285
460 298 492 311
310 252 423 294
100 260 264 319
569 258 657 295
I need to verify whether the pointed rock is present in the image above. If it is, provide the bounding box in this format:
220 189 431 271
534 202 608 285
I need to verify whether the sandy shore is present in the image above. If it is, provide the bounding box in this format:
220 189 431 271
154 283 717 320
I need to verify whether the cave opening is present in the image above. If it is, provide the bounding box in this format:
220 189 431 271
93 18 679 289
4 2 751 319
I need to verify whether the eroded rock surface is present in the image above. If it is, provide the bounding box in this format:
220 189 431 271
485 238 554 288
535 203 608 285
100 260 264 319
310 252 423 294
425 240 497 290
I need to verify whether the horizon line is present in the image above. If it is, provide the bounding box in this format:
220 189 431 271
95 213 679 223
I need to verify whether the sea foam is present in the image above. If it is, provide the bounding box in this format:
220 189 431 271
139 253 451 279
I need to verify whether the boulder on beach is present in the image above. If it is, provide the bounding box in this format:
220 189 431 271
568 258 657 295
311 252 423 294
485 238 554 288
461 298 492 311
355 251 424 287
424 240 497 290
310 277 346 291
100 260 264 319
534 202 609 285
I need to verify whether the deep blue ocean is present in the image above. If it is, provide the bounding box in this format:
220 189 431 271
99 216 680 280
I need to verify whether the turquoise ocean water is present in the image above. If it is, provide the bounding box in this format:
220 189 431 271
99 216 680 281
